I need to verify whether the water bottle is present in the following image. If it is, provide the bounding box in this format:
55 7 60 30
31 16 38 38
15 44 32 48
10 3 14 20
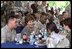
40 28 45 36
19 39 23 44
43 29 48 40
15 34 21 44
29 32 35 45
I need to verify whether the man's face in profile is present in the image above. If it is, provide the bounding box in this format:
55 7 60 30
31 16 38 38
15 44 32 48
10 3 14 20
9 18 17 28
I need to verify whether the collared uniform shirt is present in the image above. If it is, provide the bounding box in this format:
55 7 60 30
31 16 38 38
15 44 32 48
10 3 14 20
46 31 69 48
1 25 16 43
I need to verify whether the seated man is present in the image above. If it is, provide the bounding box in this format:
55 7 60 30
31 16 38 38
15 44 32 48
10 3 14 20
1 14 18 43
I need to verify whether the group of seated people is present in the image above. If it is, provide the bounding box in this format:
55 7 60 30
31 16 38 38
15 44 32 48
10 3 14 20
1 2 71 48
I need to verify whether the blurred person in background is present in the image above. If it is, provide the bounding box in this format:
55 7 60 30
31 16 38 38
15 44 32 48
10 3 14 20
37 1 46 13
31 1 38 13
1 10 6 28
55 8 61 19
47 10 54 22
60 18 71 47
60 11 70 22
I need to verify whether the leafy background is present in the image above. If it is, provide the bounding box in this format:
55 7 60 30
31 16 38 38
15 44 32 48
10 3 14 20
46 1 70 11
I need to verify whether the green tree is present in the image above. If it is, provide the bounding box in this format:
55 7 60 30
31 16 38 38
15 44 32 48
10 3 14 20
47 1 70 11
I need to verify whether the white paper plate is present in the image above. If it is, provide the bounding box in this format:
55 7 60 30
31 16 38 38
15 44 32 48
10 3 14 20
34 42 46 46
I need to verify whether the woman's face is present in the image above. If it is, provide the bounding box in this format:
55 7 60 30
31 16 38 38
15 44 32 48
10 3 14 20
40 15 47 24
27 20 34 28
48 12 52 17
56 10 60 15
47 29 51 35
35 13 41 19
63 24 69 31
64 12 68 17
46 19 49 24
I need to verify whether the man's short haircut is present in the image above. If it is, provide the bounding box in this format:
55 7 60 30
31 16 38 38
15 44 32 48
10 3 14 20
6 14 18 24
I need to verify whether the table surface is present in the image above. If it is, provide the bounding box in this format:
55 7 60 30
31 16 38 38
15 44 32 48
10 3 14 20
1 41 47 48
